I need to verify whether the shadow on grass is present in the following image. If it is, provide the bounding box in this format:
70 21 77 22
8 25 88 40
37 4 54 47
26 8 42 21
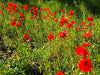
23 63 43 75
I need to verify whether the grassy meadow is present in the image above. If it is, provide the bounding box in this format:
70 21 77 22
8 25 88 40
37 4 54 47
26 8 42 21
0 0 100 75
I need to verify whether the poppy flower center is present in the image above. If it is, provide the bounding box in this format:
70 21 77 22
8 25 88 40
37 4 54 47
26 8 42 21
85 61 87 66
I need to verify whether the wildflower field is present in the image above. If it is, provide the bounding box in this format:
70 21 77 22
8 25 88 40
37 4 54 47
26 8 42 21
0 0 100 75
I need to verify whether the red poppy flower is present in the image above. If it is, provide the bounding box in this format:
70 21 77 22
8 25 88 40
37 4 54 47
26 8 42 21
48 33 54 40
83 31 91 38
30 17 34 20
68 23 72 28
60 44 63 46
60 20 64 24
23 4 28 10
87 17 93 21
54 41 57 44
35 8 38 11
11 21 16 26
0 21 3 23
44 8 49 11
71 21 75 24
81 22 85 25
16 22 22 27
69 34 72 38
22 18 25 21
26 37 31 42
2 5 4 8
36 16 39 19
59 31 66 39
2 13 4 16
77 58 93 73
10 12 13 15
54 19 58 22
91 14 93 16
76 27 80 30
89 23 93 26
43 16 47 19
29 10 32 12
81 27 84 30
52 18 54 20
23 34 27 38
27 30 30 33
84 27 88 30
16 19 19 21
56 71 65 75
34 28 36 30
19 12 24 17
31 7 35 10
61 9 64 12
39 8 42 12
65 25 67 28
69 10 73 16
63 30 67 34
6 6 10 10
10 15 13 17
61 18 67 23
32 10 35 12
12 18 15 21
75 46 89 58
55 34 59 37
61 18 65 21
12 4 17 8
34 12 38 16
8 2 13 7
59 24 63 27
48 11 51 14
93 27 96 30
68 16 72 19
52 12 57 16
82 43 90 47
40 14 43 17
61 15 64 17
47 8 49 11
43 8 46 11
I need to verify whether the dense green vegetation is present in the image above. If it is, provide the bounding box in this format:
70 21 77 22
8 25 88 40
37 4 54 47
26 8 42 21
0 0 100 75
